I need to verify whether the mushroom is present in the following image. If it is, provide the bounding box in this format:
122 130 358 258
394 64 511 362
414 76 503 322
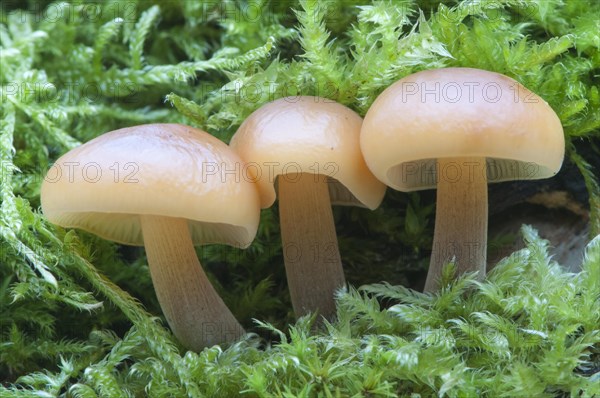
41 123 260 350
360 68 564 292
230 96 386 319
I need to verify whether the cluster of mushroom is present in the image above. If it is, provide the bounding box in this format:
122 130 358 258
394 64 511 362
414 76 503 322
41 68 564 351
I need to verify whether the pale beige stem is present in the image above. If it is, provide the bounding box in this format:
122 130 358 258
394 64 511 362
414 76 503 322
278 172 346 320
425 157 488 292
141 215 244 351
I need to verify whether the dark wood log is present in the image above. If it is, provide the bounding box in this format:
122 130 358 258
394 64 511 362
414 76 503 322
486 140 597 272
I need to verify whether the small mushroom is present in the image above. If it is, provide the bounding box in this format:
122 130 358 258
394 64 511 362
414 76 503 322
41 123 260 350
361 68 564 291
230 96 386 319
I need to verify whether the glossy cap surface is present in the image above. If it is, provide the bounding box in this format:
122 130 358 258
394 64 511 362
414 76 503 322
361 68 565 191
230 96 386 209
41 124 260 247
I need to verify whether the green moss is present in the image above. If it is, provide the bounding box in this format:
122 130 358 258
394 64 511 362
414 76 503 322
0 1 598 396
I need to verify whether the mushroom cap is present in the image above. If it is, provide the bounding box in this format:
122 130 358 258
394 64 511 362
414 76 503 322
229 96 386 209
41 124 260 248
361 67 565 191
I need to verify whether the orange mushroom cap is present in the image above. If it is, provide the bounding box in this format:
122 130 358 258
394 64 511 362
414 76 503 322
41 123 260 248
361 67 565 191
230 96 386 209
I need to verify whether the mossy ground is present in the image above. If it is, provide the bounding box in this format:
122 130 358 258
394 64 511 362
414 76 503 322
0 1 599 396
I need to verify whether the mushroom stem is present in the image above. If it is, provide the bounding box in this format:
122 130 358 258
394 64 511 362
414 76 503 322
141 215 244 350
425 157 488 292
278 172 345 320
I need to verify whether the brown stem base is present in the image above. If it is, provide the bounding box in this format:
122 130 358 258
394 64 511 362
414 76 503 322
278 173 346 320
425 157 488 292
141 215 244 350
